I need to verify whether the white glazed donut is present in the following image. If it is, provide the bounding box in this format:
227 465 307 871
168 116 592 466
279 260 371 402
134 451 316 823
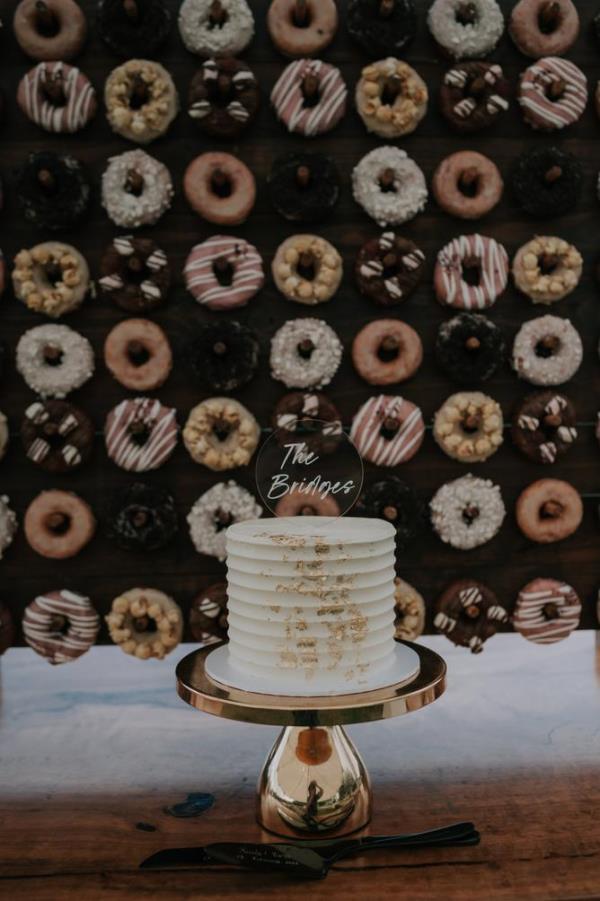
352 146 427 227
512 315 583 386
430 473 506 550
101 149 174 229
428 0 505 60
187 480 262 560
178 0 254 56
16 324 94 398
270 318 343 389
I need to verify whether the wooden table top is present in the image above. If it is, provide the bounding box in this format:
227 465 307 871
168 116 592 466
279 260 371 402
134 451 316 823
2 634 600 899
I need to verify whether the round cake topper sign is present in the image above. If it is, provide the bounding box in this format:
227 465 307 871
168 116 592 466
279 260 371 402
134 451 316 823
255 420 364 517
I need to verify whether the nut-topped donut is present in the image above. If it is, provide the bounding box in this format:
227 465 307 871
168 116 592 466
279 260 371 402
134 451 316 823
393 579 426 642
187 480 262 560
184 236 264 310
188 58 259 139
21 399 93 473
516 478 582 543
434 391 503 463
350 395 424 466
102 150 173 228
356 58 428 138
509 0 579 58
106 588 183 660
268 0 338 57
436 313 505 384
440 62 510 132
16 324 95 398
434 234 509 310
432 151 503 220
430 473 505 550
184 152 256 226
270 318 342 389
15 151 91 233
518 57 587 132
512 236 582 304
99 235 170 312
356 232 425 307
24 490 96 559
513 577 581 644
178 0 255 57
271 59 348 137
13 242 90 318
435 579 508 653
427 0 505 59
271 392 342 454
105 398 178 472
104 319 172 392
272 235 342 305
352 146 427 228
183 398 260 471
17 62 97 134
105 59 179 144
97 0 172 58
512 390 577 463
14 0 87 61
352 319 423 386
22 590 99 665
512 315 582 386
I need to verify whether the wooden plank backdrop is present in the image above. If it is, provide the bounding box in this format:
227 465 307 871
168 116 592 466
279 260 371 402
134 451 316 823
1 0 599 645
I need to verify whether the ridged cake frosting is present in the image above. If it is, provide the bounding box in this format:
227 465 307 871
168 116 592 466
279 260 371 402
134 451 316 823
220 516 401 693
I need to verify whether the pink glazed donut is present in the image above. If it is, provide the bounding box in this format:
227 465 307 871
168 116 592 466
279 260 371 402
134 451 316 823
17 62 97 134
184 236 264 310
509 0 579 58
350 395 425 466
271 59 348 137
434 234 509 310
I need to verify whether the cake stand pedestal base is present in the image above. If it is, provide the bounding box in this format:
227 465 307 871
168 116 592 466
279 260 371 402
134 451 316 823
176 642 446 838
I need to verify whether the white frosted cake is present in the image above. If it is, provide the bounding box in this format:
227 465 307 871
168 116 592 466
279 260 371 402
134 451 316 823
204 517 420 696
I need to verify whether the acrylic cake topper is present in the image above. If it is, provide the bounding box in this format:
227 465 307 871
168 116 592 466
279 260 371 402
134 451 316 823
255 420 364 517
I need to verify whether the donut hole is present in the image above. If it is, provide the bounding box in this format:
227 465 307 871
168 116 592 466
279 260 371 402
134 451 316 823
297 251 316 281
297 338 315 359
380 415 400 440
128 74 150 111
49 613 69 635
44 511 71 536
213 257 234 286
213 507 233 531
538 252 559 275
301 73 320 108
291 0 312 28
36 166 58 195
545 77 566 103
454 2 478 26
537 1 562 34
535 334 560 358
34 1 61 37
381 76 403 107
41 72 67 108
207 0 229 28
461 258 481 287
377 334 400 362
127 340 151 367
43 344 64 367
128 420 151 446
458 168 480 198
210 169 232 198
212 417 234 443
125 254 147 284
462 504 480 525
132 614 157 634
43 258 64 287
125 169 145 197
539 499 563 520
128 505 152 529
460 411 481 434
379 168 397 193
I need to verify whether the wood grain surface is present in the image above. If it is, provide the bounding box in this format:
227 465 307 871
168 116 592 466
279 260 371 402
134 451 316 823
2 634 600 898
1 0 600 644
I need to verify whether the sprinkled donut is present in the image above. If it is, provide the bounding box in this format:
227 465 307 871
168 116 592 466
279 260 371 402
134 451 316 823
102 150 173 229
188 57 259 139
24 489 96 559
348 0 417 57
435 579 508 653
99 235 170 312
512 315 583 386
350 395 424 466
17 61 97 134
427 0 505 60
16 324 94 398
436 313 505 384
189 582 228 645
512 236 582 304
272 235 342 305
434 234 509 310
106 587 183 660
270 318 343 389
0 497 18 560
271 59 348 137
513 577 581 644
355 58 428 139
267 152 341 223
183 397 260 471
352 319 423 386
184 236 264 310
394 578 426 642
13 242 90 318
187 480 262 560
518 57 587 132
22 590 99 665
104 319 172 392
15 151 91 233
440 62 510 133
430 473 505 550
184 152 256 226
97 0 172 58
512 390 577 464
434 391 503 463
104 59 179 144
509 0 579 58
268 0 338 57
21 399 94 473
14 0 87 61
105 397 178 472
186 320 260 393
516 478 582 544
355 477 425 549
432 151 503 220
352 146 428 228
107 482 178 553
512 146 583 219
355 232 425 307
178 0 255 57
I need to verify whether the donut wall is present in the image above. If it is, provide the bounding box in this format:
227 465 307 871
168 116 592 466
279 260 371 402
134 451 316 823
1 0 599 660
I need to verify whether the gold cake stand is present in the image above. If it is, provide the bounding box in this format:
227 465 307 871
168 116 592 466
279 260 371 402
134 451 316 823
176 642 446 838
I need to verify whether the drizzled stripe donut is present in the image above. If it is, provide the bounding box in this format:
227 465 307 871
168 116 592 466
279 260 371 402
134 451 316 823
350 395 424 466
513 579 581 644
105 398 178 472
519 57 587 130
23 590 99 665
271 59 347 136
18 62 96 133
184 237 264 310
434 234 509 310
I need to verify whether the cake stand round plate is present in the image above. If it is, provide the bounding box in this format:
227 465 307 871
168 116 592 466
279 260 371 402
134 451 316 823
176 642 446 838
